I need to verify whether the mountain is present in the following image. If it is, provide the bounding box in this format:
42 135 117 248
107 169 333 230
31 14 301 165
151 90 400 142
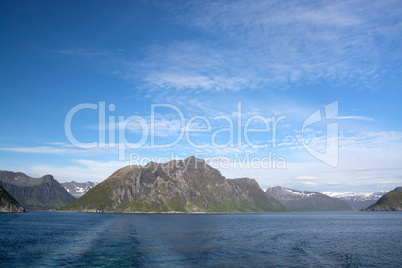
265 186 353 212
0 171 76 210
323 191 386 210
0 185 26 213
363 187 402 211
62 157 287 213
61 181 98 198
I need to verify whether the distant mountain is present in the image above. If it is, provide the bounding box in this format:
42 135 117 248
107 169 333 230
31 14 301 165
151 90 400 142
363 187 402 211
0 185 26 213
62 157 287 213
0 171 76 210
61 181 98 198
323 191 386 210
265 186 353 212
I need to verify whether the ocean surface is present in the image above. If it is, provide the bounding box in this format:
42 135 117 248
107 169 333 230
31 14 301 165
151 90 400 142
1 211 401 267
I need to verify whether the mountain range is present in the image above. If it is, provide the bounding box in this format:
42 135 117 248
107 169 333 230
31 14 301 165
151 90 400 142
61 181 98 198
62 157 287 213
0 171 76 210
363 187 402 211
323 191 387 210
1 162 400 214
265 186 353 212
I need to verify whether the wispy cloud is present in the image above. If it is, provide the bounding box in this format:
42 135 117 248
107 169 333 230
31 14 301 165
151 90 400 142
0 146 85 154
353 167 402 172
279 130 402 152
149 0 402 91
295 175 319 180
58 48 117 58
303 181 318 186
57 0 402 93
0 143 115 155
21 159 128 183
337 116 374 121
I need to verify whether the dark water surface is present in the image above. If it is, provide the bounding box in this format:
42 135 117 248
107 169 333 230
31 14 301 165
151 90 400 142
1 211 401 267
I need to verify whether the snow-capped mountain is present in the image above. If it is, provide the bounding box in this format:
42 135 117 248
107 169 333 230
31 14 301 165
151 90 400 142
265 186 352 212
323 191 387 210
61 181 98 198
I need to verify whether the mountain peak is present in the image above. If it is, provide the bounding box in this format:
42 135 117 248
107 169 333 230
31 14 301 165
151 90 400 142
0 170 75 210
62 159 286 213
265 186 352 212
364 187 402 211
229 177 260 188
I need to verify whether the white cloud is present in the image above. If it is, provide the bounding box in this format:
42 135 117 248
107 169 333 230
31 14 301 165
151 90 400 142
154 0 402 91
337 116 374 121
57 1 402 93
0 146 85 154
279 130 402 153
144 72 249 92
295 175 319 180
327 182 340 185
58 48 116 58
0 143 119 155
22 159 128 183
303 181 318 186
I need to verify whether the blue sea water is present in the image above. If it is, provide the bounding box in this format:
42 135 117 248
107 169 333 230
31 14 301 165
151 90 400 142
0 211 401 267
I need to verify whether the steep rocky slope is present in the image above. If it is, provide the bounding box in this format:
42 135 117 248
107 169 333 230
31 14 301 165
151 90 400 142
363 187 402 211
265 186 353 212
0 171 76 210
62 157 287 213
0 185 27 213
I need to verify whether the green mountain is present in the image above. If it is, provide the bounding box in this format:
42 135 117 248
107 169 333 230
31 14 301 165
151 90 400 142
265 186 353 212
363 187 402 211
62 157 287 213
0 185 27 213
0 171 76 210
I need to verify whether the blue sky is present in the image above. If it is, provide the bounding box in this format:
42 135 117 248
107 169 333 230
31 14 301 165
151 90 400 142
1 0 401 193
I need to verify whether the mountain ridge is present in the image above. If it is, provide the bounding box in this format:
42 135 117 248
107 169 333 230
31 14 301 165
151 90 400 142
0 170 76 210
61 157 287 213
265 186 353 212
363 187 402 211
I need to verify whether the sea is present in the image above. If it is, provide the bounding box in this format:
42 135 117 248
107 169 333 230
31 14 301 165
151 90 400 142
1 211 401 267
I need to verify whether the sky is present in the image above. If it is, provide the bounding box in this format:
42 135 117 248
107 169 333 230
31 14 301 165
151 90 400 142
1 0 401 193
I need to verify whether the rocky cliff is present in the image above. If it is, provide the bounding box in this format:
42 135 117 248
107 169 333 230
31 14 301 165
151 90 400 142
265 186 353 212
0 171 76 210
62 157 287 213
363 187 402 211
0 185 27 213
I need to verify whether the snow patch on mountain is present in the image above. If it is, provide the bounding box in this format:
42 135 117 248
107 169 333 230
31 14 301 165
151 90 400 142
61 181 98 196
323 191 386 202
283 187 317 197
